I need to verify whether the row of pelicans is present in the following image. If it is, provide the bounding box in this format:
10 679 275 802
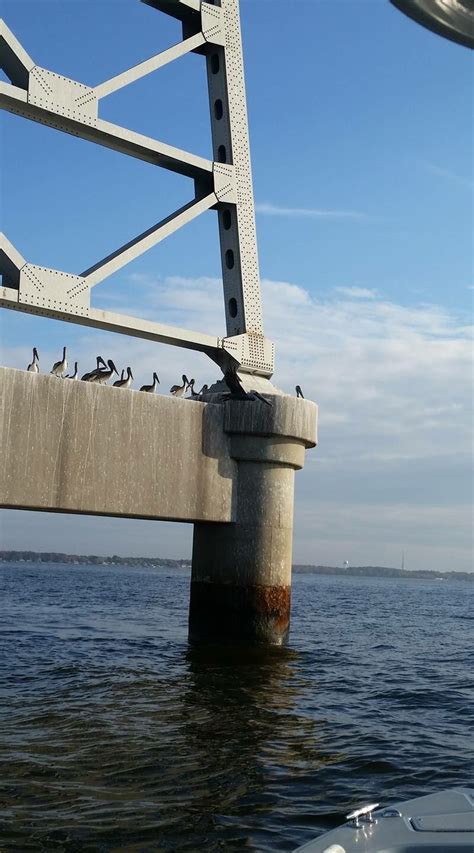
26 347 208 397
26 346 305 402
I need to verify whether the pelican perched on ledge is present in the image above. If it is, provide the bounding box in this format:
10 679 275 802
140 372 160 393
64 362 78 380
170 375 188 397
187 380 209 400
51 346 67 377
113 366 133 389
223 368 272 407
90 359 119 384
27 347 39 373
247 390 272 406
81 356 107 382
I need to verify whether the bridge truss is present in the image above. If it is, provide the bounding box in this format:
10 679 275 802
0 0 274 376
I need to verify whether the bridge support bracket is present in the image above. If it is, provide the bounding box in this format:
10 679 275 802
189 395 317 645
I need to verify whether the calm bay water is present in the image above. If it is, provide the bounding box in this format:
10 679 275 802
0 562 472 851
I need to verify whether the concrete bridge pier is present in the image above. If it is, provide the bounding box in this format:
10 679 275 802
0 368 316 647
189 395 317 646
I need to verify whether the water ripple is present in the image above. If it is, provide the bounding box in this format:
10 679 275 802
0 563 472 850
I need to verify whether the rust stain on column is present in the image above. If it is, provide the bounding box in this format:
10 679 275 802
189 581 291 645
190 395 317 646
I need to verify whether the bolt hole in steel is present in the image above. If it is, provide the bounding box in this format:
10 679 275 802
218 144 227 163
214 99 223 120
211 53 220 74
228 297 238 318
225 249 234 269
222 209 232 230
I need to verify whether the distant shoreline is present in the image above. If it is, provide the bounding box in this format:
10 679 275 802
0 551 471 581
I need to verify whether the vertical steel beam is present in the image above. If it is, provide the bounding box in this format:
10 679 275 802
205 0 264 342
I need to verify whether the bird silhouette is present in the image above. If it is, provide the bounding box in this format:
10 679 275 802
89 359 118 384
170 375 188 397
223 368 272 406
295 385 304 398
223 367 245 396
64 362 79 380
140 372 160 393
186 380 209 400
51 346 67 377
81 356 107 381
27 347 39 373
113 367 134 389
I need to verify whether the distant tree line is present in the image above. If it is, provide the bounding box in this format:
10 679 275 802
293 564 472 582
0 551 190 569
0 551 471 581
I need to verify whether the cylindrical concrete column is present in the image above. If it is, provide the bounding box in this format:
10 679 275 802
189 395 317 645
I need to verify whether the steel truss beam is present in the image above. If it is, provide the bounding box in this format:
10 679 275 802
0 2 274 376
0 233 221 359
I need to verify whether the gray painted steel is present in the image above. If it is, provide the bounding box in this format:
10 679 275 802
0 2 319 646
293 788 474 852
0 2 274 375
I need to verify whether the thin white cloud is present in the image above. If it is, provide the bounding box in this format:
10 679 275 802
255 202 368 221
335 286 379 299
422 161 473 191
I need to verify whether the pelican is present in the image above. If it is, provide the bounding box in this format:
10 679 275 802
27 347 39 373
245 389 272 407
81 356 107 382
223 367 244 396
187 381 209 400
113 366 133 389
89 359 119 384
295 385 304 398
140 372 160 393
170 374 188 397
223 367 272 406
64 362 79 380
51 346 67 377
186 379 200 400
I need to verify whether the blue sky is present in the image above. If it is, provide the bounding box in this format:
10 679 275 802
1 0 472 571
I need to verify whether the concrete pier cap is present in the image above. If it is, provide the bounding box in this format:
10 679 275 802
0 367 317 647
190 391 318 646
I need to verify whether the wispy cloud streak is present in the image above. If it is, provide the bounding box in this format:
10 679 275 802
422 161 473 191
255 202 368 221
335 286 378 299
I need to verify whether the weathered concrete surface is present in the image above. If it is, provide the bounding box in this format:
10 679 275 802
0 367 235 522
190 394 318 645
224 395 317 446
0 367 318 645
